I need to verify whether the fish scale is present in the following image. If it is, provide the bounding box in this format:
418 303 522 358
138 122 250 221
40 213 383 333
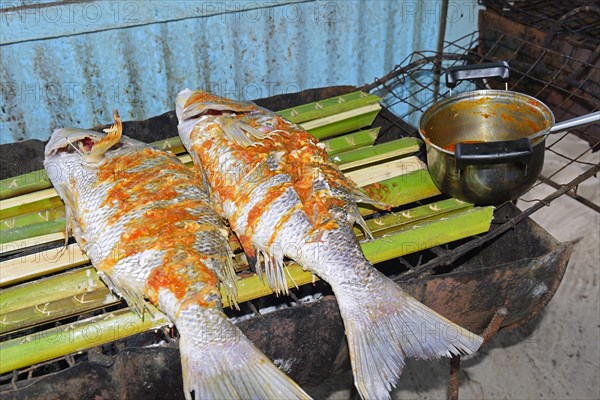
177 89 485 400
44 114 311 400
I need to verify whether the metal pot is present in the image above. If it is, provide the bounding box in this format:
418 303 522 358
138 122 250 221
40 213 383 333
418 62 600 205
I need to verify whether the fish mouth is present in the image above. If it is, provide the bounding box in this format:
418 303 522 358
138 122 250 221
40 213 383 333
176 88 256 121
44 128 125 158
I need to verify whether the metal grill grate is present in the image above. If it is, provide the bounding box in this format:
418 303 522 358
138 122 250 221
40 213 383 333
364 28 599 206
480 0 600 48
362 27 599 277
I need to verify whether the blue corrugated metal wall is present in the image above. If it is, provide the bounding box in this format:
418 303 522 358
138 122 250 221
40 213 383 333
0 1 479 143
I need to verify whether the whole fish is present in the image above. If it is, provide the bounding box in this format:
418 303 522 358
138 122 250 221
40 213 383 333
176 90 484 400
43 112 311 400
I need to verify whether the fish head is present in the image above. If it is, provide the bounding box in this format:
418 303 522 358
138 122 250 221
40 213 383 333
176 89 256 121
44 127 143 186
44 127 141 161
176 89 259 148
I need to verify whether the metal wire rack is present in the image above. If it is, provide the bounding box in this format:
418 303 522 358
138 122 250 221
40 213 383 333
480 0 600 48
361 27 599 278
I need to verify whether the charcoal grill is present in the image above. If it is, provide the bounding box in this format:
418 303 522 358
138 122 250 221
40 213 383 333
1 6 599 399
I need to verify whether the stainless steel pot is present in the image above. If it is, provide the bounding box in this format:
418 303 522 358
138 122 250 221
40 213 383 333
418 62 600 205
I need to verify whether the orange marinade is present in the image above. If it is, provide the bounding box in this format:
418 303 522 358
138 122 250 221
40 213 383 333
191 113 350 237
95 147 218 305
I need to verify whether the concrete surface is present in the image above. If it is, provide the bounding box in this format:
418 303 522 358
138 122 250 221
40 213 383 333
307 133 600 399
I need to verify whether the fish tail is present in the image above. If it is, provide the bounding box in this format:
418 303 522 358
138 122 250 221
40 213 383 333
175 305 311 400
331 267 482 400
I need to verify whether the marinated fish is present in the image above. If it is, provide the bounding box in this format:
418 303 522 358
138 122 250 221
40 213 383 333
176 90 484 400
44 112 311 400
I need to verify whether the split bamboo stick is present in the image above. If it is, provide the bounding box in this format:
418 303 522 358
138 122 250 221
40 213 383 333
0 307 170 374
322 127 379 155
277 91 381 124
334 138 421 170
0 207 65 232
302 104 382 139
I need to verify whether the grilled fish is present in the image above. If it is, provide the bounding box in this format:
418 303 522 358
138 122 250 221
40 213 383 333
43 112 311 400
176 90 484 400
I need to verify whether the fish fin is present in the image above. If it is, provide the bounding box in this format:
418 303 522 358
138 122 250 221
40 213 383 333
62 200 74 247
97 271 153 319
239 235 288 295
219 118 269 148
333 268 483 400
188 151 211 192
237 234 259 276
242 239 289 296
350 207 375 241
60 186 87 246
351 186 389 210
177 307 311 400
63 218 71 247
260 247 289 296
176 89 257 121
84 110 123 164
204 244 239 310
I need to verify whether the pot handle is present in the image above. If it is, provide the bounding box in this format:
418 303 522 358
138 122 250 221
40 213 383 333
446 61 510 89
455 138 533 170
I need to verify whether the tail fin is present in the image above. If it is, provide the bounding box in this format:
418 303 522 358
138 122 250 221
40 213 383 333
333 270 483 400
176 307 312 400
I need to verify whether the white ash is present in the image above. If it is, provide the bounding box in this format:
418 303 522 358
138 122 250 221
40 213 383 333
230 292 323 323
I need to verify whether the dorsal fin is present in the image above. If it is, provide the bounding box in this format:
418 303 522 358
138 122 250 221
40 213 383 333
219 118 270 147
